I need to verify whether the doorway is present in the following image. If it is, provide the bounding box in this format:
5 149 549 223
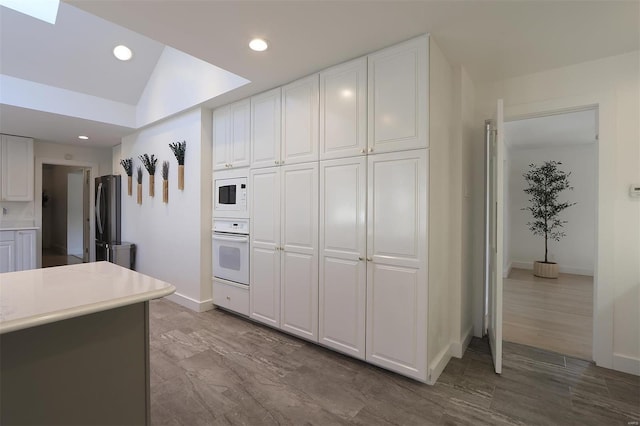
40 163 92 268
502 108 597 360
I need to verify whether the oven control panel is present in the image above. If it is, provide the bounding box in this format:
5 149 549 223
212 218 250 235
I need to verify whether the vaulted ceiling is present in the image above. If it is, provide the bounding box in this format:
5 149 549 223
1 0 638 148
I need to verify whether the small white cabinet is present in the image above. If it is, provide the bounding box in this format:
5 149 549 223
320 57 367 160
212 99 250 171
368 36 428 154
281 74 319 165
213 279 249 316
1 135 34 201
319 156 367 358
0 229 36 273
251 88 282 169
249 163 319 342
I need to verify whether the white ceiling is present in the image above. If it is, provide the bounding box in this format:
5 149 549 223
505 109 598 149
1 0 638 148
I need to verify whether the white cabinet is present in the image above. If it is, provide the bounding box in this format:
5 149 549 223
250 167 281 327
1 135 34 201
249 163 319 342
366 149 428 381
213 279 249 316
319 157 367 358
0 229 35 273
251 88 282 169
0 232 16 273
281 75 319 165
319 57 367 160
280 163 318 341
212 99 250 171
368 36 428 154
15 230 36 271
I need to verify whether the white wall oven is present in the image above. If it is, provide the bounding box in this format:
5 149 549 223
212 218 249 285
213 169 248 218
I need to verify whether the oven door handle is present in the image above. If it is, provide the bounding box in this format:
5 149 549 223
212 234 249 243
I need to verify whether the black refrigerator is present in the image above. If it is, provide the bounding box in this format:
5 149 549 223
95 175 135 269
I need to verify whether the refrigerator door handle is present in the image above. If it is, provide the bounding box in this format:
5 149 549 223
96 182 103 235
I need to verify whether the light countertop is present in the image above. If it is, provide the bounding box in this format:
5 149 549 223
0 226 39 231
0 262 175 334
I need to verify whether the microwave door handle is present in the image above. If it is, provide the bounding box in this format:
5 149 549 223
212 234 249 243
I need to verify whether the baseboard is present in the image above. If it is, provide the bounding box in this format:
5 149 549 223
165 292 213 313
450 325 474 358
511 260 593 276
612 353 640 376
427 344 451 385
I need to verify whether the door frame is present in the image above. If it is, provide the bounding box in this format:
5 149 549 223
35 158 98 268
502 92 614 369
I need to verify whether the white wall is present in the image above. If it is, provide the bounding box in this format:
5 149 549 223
475 51 640 375
507 144 596 275
119 107 212 312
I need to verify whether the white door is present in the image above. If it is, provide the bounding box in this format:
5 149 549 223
319 57 367 160
366 149 428 381
367 35 428 155
229 99 250 168
486 99 504 374
281 74 319 165
249 167 281 327
15 230 36 271
280 163 319 341
0 238 15 273
251 88 282 169
212 106 229 171
319 157 367 358
1 135 34 201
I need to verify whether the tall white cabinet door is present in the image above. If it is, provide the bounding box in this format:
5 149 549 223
251 88 281 169
212 106 229 171
1 135 34 201
319 157 367 358
15 230 36 271
0 237 16 273
366 149 428 381
319 57 367 160
228 99 250 168
281 75 319 165
367 35 428 154
250 167 281 327
280 163 319 341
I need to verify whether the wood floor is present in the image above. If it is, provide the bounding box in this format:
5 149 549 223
503 268 593 360
149 298 639 426
42 248 83 268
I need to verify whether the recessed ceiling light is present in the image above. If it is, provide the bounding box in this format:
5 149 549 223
78 135 89 140
249 38 268 52
113 45 133 61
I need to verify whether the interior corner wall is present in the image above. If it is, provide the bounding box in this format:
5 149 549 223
474 50 640 374
427 37 455 371
119 107 212 312
199 110 213 304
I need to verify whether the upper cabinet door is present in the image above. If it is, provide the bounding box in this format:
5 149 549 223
228 99 250 168
281 75 319 165
251 88 282 169
1 135 34 201
367 35 428 154
319 57 367 160
212 106 229 171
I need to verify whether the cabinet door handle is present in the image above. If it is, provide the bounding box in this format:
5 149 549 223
358 257 364 261
275 160 279 165
368 147 373 153
226 296 231 301
360 149 366 154
367 257 373 262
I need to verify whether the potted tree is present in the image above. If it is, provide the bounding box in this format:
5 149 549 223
522 161 575 278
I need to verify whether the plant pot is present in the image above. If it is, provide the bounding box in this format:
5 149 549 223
163 179 168 203
137 183 142 205
149 175 155 197
533 261 558 279
127 176 132 196
178 165 184 190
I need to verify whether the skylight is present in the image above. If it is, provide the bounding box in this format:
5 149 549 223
0 0 60 24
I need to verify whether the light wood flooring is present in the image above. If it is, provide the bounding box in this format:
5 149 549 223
504 268 593 360
149 298 639 425
42 247 83 268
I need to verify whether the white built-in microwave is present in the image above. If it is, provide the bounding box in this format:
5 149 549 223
214 173 248 218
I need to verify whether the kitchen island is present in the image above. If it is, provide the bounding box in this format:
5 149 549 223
0 261 175 425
